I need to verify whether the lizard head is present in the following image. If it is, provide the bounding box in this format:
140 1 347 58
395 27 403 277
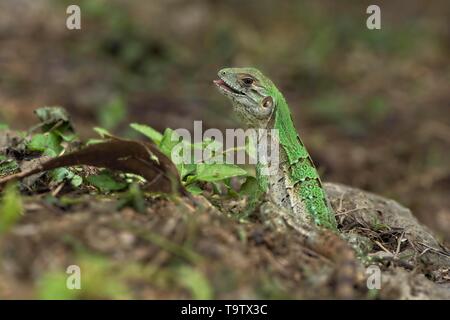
213 67 280 128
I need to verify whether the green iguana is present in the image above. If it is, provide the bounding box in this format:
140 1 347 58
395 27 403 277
213 67 361 298
213 67 337 230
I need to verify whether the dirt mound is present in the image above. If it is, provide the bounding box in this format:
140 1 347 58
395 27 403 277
0 183 448 299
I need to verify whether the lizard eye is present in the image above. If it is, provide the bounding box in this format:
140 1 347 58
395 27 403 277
262 96 273 109
241 77 254 86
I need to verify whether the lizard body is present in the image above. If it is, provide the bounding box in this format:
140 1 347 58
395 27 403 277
214 67 360 297
214 67 337 230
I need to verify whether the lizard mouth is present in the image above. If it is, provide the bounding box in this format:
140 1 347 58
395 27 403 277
213 79 243 95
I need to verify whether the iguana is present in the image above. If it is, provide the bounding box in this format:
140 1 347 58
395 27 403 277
213 67 360 298
213 67 337 230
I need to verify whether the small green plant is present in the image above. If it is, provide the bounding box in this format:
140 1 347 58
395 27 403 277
86 170 128 193
1 107 257 201
130 123 253 196
0 183 23 235
24 107 83 188
176 265 213 299
0 155 19 177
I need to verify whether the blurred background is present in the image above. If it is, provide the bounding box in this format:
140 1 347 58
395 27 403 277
0 0 448 240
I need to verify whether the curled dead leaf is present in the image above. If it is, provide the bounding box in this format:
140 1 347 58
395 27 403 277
0 136 187 196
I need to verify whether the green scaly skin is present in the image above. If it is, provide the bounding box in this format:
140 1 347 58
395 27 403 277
214 67 337 230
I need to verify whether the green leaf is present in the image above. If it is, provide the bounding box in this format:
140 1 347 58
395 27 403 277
245 134 257 159
53 129 76 142
238 176 263 218
176 266 213 299
0 156 19 176
159 128 180 157
50 168 83 188
86 138 105 145
180 163 197 181
27 134 47 151
0 183 23 235
130 123 163 145
239 176 259 196
195 164 248 182
186 183 203 195
0 124 8 131
221 178 239 197
70 175 83 188
86 172 127 192
50 167 70 183
93 127 112 138
34 106 70 124
34 107 74 135
27 132 62 156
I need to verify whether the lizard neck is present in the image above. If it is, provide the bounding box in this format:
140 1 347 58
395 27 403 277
256 93 337 230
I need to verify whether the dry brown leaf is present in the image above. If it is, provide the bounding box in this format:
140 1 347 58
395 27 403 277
0 136 187 196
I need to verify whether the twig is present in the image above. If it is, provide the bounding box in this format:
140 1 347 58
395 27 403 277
374 240 392 255
51 182 65 197
417 241 450 258
395 231 405 257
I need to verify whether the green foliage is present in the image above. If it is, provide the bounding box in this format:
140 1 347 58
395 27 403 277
129 123 252 196
93 126 112 138
50 168 83 188
97 96 127 130
85 127 112 145
27 107 76 156
239 176 259 197
370 216 390 232
0 155 19 176
27 132 63 156
116 183 146 213
0 183 23 235
237 176 263 217
37 272 78 300
24 107 84 189
194 164 247 182
0 124 8 130
34 106 70 123
185 184 203 195
176 266 213 299
86 171 128 193
34 106 76 142
130 123 163 145
159 128 179 157
26 107 77 157
37 254 130 299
